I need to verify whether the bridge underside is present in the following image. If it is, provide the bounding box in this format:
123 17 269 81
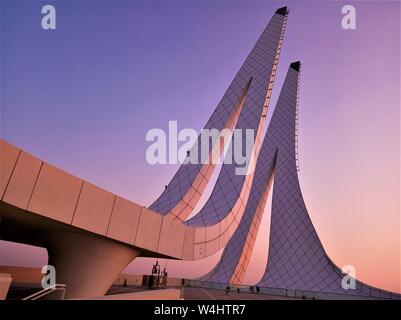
0 202 171 299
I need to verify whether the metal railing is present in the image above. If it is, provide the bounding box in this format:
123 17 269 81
22 284 66 300
185 280 400 300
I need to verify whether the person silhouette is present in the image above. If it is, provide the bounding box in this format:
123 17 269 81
152 261 159 274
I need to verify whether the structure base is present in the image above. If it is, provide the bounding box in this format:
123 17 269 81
43 230 141 299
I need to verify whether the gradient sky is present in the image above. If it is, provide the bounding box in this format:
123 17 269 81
1 1 400 293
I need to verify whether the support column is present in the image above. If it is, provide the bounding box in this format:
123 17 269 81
42 230 141 299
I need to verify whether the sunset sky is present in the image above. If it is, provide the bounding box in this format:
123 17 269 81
1 1 400 293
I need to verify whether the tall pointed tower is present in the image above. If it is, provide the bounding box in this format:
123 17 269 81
257 64 398 299
151 7 288 225
197 62 298 284
194 59 399 299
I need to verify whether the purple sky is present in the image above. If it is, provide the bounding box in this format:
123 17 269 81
1 1 400 293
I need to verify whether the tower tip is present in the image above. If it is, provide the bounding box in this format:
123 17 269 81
275 7 288 16
290 61 301 72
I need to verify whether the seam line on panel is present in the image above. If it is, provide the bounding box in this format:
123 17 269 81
70 180 84 224
133 207 143 246
155 215 164 253
105 195 117 236
25 161 44 210
2 149 22 201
